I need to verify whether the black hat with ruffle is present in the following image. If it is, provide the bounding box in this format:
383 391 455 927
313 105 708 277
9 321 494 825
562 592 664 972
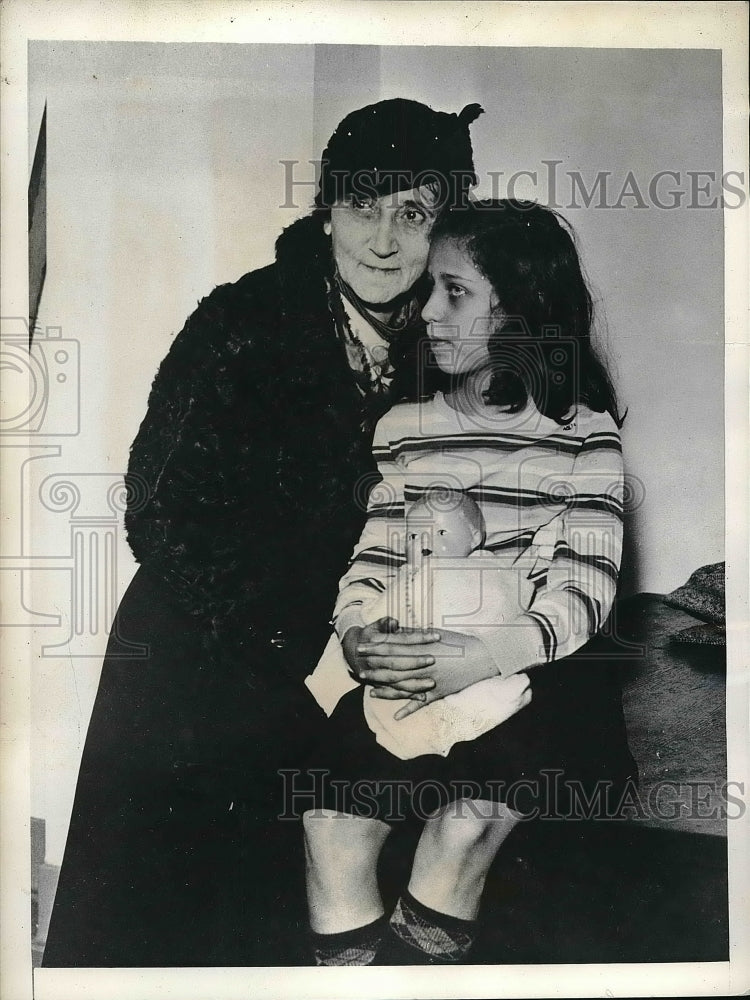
316 98 484 210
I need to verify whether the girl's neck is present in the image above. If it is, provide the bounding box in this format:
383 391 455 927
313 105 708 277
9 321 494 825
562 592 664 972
443 370 485 416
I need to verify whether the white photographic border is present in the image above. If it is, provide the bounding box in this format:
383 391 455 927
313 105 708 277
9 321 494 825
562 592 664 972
1 2 748 998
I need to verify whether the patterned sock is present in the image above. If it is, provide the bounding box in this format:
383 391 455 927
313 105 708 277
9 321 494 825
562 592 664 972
380 890 477 964
310 914 388 966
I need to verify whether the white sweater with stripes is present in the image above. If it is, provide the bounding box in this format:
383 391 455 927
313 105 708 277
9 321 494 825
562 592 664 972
306 390 624 759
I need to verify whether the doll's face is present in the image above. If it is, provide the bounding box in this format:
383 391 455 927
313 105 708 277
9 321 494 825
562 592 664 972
405 495 483 563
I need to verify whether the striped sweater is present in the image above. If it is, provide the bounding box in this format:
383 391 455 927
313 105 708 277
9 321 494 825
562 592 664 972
333 390 624 676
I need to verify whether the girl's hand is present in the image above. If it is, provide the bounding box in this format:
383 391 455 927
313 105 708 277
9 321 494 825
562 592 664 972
341 618 440 695
361 629 499 718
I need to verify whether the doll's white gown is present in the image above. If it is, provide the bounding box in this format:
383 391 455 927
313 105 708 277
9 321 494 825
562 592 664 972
306 543 534 761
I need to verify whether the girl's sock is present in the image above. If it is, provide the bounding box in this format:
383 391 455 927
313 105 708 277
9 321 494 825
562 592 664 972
376 890 477 964
310 914 388 966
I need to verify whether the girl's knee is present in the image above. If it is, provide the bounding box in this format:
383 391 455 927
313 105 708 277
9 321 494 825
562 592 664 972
303 808 390 839
408 801 519 915
302 809 391 871
422 799 520 856
302 807 339 836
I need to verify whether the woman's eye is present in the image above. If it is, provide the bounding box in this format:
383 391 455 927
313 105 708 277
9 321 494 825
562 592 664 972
350 196 375 212
408 533 418 540
447 285 466 300
438 529 447 536
400 208 427 225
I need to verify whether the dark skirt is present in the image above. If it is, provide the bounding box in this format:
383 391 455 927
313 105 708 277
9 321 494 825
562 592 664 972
306 641 638 824
43 566 323 968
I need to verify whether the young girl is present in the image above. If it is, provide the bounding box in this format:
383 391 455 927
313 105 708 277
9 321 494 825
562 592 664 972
302 200 634 966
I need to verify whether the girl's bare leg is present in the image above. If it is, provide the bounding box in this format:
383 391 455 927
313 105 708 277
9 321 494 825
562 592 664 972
407 799 522 919
302 809 392 933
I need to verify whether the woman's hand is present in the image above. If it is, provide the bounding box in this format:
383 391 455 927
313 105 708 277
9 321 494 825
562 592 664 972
361 629 500 719
341 618 440 695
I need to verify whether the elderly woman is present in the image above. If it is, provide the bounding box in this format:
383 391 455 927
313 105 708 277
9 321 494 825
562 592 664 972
43 98 484 967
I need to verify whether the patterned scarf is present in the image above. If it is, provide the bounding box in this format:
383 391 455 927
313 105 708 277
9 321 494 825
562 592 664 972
328 274 420 432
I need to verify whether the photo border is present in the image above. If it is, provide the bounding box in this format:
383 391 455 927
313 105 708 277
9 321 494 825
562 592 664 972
1 2 748 998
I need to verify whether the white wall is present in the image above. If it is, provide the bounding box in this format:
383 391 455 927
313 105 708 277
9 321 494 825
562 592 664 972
29 43 724 864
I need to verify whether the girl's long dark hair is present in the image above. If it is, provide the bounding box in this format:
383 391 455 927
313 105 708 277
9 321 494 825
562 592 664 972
430 199 625 427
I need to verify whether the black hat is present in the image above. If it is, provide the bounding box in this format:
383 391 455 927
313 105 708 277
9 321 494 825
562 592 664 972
315 98 483 210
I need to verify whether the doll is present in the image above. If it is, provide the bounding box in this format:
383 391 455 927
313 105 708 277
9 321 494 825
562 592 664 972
306 490 533 760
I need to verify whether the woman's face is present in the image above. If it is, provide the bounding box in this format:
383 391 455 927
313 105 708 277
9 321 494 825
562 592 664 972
324 186 440 310
421 236 500 376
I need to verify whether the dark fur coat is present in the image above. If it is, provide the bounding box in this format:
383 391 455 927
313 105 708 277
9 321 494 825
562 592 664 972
125 214 426 681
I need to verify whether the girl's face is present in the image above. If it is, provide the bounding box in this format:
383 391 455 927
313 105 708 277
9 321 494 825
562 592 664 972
421 237 501 377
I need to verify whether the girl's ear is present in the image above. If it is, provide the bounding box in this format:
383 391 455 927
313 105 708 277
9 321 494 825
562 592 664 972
323 220 332 237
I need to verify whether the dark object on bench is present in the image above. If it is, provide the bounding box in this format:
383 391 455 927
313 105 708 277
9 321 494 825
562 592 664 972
663 560 726 645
